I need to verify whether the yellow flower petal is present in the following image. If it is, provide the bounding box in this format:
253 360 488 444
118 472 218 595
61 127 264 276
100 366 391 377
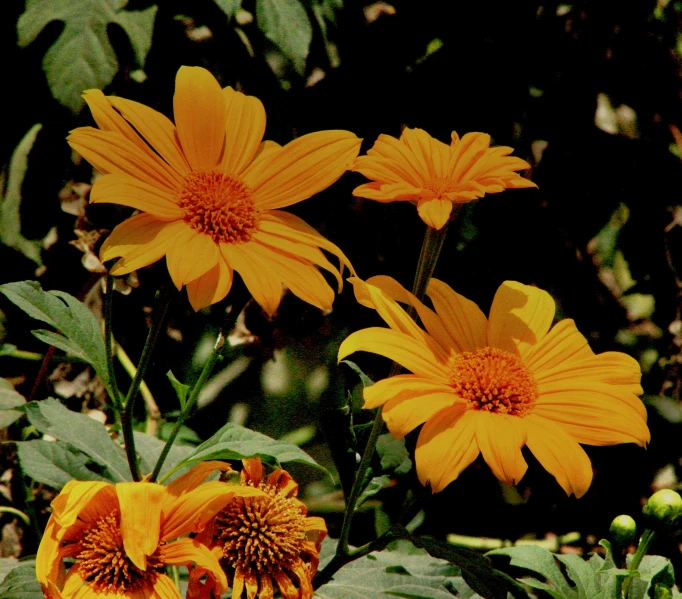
151 573 184 599
426 278 488 352
487 281 555 356
449 132 491 182
383 389 457 439
165 461 234 498
274 571 298 599
416 197 453 230
221 87 266 175
50 480 111 529
36 517 61 588
524 415 593 497
415 407 478 492
185 257 234 311
173 66 226 170
166 229 220 289
339 327 450 382
162 538 227 595
474 412 528 486
363 373 453 409
246 130 361 210
522 318 593 372
258 573 275 599
352 181 425 201
355 133 427 185
90 174 183 221
109 95 191 176
117 482 165 570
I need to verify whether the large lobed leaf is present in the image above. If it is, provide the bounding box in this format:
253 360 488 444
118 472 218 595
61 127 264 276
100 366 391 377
17 0 157 113
0 281 109 389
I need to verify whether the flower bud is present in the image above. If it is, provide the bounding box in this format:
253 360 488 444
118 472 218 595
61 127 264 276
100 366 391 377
643 489 682 531
609 514 637 545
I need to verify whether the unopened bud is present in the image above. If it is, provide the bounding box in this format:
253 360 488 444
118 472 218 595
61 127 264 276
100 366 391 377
610 514 637 545
643 489 682 531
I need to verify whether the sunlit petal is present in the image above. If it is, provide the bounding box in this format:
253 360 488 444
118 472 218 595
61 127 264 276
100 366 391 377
221 87 266 174
474 412 528 486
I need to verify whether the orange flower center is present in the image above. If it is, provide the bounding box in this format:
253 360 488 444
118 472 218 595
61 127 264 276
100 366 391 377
178 169 259 244
424 176 455 199
76 512 164 594
215 484 307 576
450 347 537 416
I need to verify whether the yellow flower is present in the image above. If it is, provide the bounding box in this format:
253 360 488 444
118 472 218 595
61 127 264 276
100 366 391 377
189 457 326 599
67 66 361 313
37 462 266 599
352 128 537 230
338 276 650 497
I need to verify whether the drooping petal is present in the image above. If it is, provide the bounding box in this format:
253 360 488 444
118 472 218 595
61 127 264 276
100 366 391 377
474 412 528 486
415 407 478 492
487 281 555 356
274 571 299 599
50 480 112 529
117 482 165 570
108 96 191 176
363 374 454 409
151 573 184 599
101 215 187 276
416 198 452 230
185 257 234 311
166 230 220 290
338 328 450 382
221 87 267 175
524 414 593 498
266 469 298 496
165 461 235 499
173 66 226 170
426 278 488 352
91 174 183 220
245 571 258 599
232 569 246 599
245 130 361 210
522 319 594 373
257 573 275 599
60 565 89 599
351 181 425 201
162 538 228 596
36 517 62 589
241 457 265 486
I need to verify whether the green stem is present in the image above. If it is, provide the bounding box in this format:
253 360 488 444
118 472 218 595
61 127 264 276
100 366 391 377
0 507 30 526
149 295 249 482
122 285 174 482
317 221 452 583
623 528 656 598
104 275 123 416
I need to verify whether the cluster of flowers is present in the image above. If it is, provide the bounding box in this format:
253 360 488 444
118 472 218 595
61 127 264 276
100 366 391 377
38 66 650 598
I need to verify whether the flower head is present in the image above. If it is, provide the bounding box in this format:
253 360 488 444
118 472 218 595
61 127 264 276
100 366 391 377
338 276 649 497
190 457 326 599
68 66 361 313
37 462 266 599
352 128 537 230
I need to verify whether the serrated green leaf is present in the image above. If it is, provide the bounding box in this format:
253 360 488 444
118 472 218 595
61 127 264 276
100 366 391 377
487 545 576 598
256 0 312 75
0 379 26 430
167 370 190 409
0 563 42 599
214 0 242 18
0 125 44 265
17 0 157 113
172 422 326 476
377 434 412 475
16 439 109 488
22 398 130 482
133 431 193 482
0 281 109 388
556 553 598 599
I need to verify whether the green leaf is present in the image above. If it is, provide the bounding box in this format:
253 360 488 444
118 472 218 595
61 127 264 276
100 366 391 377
17 0 157 113
133 431 194 481
22 398 130 482
487 545 576 599
0 559 18 585
16 439 110 488
214 0 242 18
0 281 109 387
173 422 326 475
167 370 190 409
377 434 412 476
555 554 599 599
256 0 312 75
627 554 677 599
356 474 391 509
0 125 44 265
0 379 26 430
0 563 42 599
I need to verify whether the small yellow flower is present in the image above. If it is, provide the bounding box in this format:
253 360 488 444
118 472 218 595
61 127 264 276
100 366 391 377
190 457 326 599
338 276 650 497
68 66 361 313
352 128 537 229
37 462 266 599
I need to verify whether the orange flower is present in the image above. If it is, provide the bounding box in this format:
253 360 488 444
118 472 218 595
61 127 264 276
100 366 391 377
36 462 266 599
352 128 537 230
68 66 361 313
338 276 650 497
190 457 326 599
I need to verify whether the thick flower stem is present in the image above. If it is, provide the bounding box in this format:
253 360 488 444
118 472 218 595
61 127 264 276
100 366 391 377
317 220 452 585
622 528 656 598
122 285 174 482
149 295 249 483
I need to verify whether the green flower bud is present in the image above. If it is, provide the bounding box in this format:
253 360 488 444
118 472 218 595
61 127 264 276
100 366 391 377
610 514 637 545
643 489 682 531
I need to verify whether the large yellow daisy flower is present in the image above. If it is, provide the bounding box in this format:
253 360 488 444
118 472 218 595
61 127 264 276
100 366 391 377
37 462 266 599
352 128 537 230
67 66 361 313
338 276 650 497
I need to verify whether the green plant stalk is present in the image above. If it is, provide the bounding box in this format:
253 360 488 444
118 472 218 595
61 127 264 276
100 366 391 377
322 219 452 573
623 528 656 598
149 295 249 482
0 506 30 526
115 340 161 429
121 285 174 482
104 275 123 416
